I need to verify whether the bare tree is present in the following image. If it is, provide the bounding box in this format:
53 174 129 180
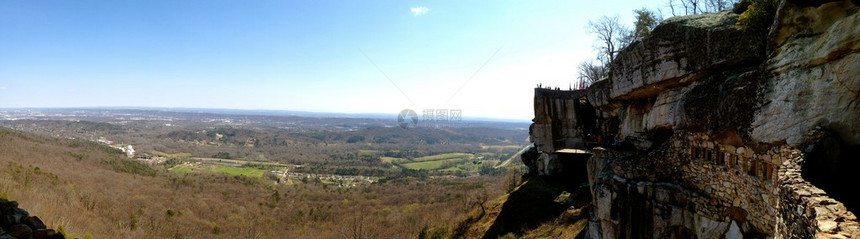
669 0 678 16
690 0 700 14
587 16 629 65
708 0 736 12
339 207 376 239
669 0 737 15
670 0 699 15
706 0 721 11
578 60 606 86
471 189 490 216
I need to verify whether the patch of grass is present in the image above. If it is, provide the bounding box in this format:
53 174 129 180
413 153 472 162
480 145 521 150
151 150 193 158
401 158 468 170
380 157 405 163
441 161 484 172
211 166 265 178
169 163 265 178
401 160 445 170
478 152 496 158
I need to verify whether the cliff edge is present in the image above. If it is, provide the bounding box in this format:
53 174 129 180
525 1 860 238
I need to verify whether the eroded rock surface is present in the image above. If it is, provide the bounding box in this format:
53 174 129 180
752 0 860 146
528 1 860 238
609 10 765 100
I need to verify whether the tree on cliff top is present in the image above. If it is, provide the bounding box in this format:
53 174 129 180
581 9 659 87
735 0 778 32
668 0 738 16
631 8 661 40
587 15 628 65
577 60 606 87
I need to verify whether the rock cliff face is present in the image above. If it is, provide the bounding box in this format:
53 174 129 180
526 1 860 238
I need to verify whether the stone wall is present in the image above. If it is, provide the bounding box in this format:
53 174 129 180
777 152 860 238
586 133 783 238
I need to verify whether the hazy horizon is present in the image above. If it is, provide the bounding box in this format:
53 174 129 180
1 0 668 120
0 106 533 122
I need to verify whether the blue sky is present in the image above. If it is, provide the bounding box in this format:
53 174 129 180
0 0 667 120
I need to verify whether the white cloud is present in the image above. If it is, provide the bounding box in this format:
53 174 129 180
410 6 429 16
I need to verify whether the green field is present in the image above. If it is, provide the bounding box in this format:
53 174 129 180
151 150 193 158
402 159 456 170
378 152 500 171
412 153 472 162
400 153 475 170
169 163 267 178
480 145 522 150
478 152 497 158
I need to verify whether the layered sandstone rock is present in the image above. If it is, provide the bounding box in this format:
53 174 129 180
752 0 860 146
528 0 860 238
609 10 764 100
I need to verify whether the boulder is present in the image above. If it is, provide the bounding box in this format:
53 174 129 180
0 199 64 239
609 10 765 100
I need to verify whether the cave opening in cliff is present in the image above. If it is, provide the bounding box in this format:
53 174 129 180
801 131 860 214
573 96 599 148
555 150 591 190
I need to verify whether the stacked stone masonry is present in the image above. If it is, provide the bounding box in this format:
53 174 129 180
777 152 860 238
0 199 63 239
585 133 782 238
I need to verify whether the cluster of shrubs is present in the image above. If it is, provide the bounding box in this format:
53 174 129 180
735 0 779 32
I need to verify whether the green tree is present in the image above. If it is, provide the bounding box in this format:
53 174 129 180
212 152 231 159
632 8 661 40
736 0 778 32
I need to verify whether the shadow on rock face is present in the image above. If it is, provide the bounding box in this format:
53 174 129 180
801 128 860 214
